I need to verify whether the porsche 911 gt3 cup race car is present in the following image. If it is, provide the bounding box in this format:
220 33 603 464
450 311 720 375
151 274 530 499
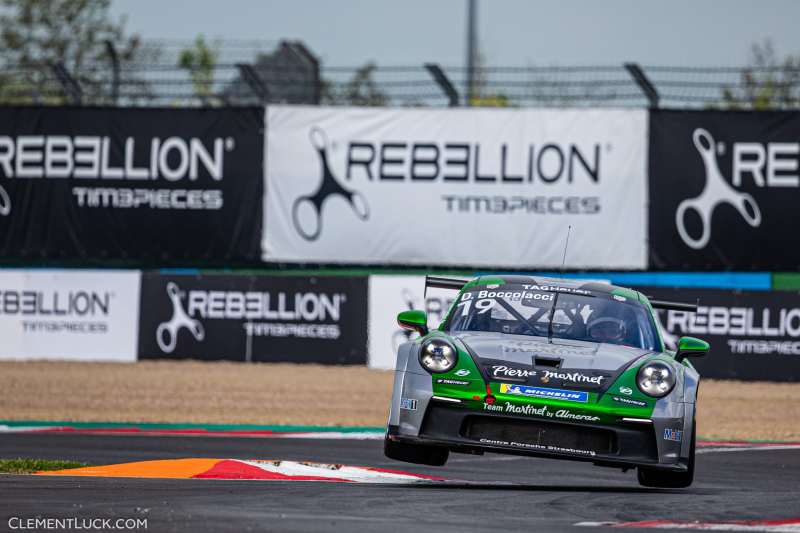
385 275 709 488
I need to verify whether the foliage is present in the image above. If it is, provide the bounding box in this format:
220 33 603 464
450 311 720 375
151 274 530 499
178 35 219 103
323 62 389 106
0 0 154 104
722 40 800 110
0 458 87 474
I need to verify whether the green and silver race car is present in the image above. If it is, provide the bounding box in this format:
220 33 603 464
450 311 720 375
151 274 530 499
385 275 709 488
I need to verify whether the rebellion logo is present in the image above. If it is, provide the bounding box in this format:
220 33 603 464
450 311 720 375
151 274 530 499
292 128 369 240
155 281 346 353
676 128 762 249
0 135 235 214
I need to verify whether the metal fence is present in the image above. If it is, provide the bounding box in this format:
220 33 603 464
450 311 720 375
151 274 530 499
1 40 798 109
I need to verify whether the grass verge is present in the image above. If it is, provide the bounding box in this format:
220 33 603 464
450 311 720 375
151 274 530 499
0 458 87 474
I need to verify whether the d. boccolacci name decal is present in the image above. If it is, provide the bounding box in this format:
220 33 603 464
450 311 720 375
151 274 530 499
499 383 588 403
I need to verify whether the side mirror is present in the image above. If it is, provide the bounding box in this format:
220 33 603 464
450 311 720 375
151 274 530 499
675 336 709 363
397 309 428 336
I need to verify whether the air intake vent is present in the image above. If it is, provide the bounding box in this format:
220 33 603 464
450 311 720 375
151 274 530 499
534 357 561 368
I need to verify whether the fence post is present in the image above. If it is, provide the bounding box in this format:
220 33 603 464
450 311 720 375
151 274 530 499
424 63 460 107
49 62 83 104
624 63 659 108
236 63 270 104
104 40 120 104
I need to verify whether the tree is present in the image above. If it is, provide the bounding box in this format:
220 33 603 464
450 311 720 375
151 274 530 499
322 62 389 106
178 35 219 104
0 0 151 104
722 39 800 110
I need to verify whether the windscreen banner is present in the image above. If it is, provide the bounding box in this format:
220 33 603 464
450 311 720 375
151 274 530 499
0 107 263 264
0 269 140 361
649 110 800 270
264 105 648 268
367 275 458 369
138 273 368 363
646 286 800 381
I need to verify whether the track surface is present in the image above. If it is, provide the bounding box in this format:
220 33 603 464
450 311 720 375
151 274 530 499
1 433 799 532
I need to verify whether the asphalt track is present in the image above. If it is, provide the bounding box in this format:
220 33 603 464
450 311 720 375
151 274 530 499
1 433 799 532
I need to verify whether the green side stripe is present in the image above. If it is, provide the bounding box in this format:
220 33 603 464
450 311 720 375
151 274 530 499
0 420 384 433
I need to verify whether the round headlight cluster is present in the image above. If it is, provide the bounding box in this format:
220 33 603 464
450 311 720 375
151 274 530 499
636 361 676 398
419 338 458 373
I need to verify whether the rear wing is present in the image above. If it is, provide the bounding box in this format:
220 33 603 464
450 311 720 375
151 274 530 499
648 298 698 313
424 275 468 299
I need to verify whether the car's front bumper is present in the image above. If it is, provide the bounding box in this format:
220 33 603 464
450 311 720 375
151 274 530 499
389 400 688 472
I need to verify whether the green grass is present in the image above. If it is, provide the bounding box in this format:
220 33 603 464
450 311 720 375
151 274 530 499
0 458 87 474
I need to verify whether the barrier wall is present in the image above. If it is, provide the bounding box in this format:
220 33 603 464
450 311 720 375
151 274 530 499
2 269 800 380
0 107 264 264
2 105 798 270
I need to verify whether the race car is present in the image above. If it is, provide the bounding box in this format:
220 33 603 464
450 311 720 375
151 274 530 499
385 275 709 488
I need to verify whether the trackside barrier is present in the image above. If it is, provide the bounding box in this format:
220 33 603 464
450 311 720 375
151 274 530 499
1 268 799 380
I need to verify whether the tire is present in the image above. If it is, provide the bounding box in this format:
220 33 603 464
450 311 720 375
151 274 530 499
638 419 696 488
384 436 449 466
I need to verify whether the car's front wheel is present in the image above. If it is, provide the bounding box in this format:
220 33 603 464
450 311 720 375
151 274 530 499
637 419 696 488
384 435 449 466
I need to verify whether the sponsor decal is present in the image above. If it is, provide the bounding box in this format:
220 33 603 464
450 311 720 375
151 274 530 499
499 383 588 403
155 282 347 353
618 386 633 395
648 112 800 272
0 108 263 263
488 364 537 381
477 438 596 457
483 402 600 422
539 370 605 385
454 368 471 377
674 128 761 250
292 128 369 241
436 378 470 386
139 274 367 363
521 284 592 295
400 398 418 411
613 295 627 302
611 396 647 407
264 106 647 269
663 428 683 442
0 134 235 212
0 270 140 362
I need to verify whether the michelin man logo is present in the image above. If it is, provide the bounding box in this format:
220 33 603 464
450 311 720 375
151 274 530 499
292 127 369 240
676 128 762 249
156 282 204 353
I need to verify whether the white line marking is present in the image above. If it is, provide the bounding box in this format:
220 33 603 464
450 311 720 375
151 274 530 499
698 445 800 455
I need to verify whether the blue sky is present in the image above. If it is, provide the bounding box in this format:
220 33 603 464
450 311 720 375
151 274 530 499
110 0 800 67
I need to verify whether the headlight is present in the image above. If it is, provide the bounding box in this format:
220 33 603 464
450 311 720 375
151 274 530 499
419 338 458 373
636 361 676 398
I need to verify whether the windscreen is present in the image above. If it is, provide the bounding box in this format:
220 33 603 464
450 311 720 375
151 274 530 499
446 285 661 351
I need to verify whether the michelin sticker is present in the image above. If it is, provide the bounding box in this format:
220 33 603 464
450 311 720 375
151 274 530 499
499 383 588 403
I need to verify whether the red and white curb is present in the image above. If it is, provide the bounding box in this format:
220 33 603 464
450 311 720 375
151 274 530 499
39 458 444 483
575 518 800 531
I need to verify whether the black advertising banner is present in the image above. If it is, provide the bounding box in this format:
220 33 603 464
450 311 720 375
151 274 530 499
646 286 800 381
138 273 368 363
649 110 800 270
0 106 263 264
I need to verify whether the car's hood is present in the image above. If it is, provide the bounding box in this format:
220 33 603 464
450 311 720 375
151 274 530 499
454 332 653 390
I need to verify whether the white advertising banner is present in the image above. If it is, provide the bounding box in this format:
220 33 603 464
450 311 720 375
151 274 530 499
0 270 140 361
264 105 648 268
368 275 457 369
